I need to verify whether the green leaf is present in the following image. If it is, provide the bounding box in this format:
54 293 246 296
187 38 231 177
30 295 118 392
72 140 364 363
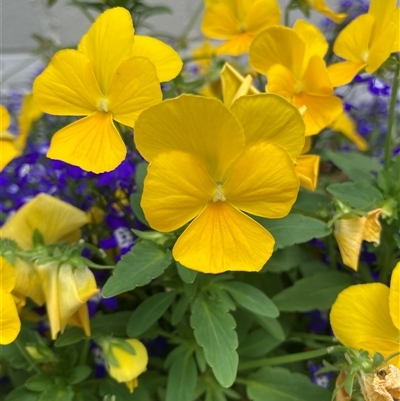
324 150 382 182
25 373 54 392
264 246 305 273
293 190 331 215
176 262 198 284
253 316 286 342
247 367 331 401
102 240 172 297
135 162 148 193
272 271 353 312
55 326 85 347
38 385 74 401
166 353 197 401
127 292 176 337
257 214 331 249
67 365 91 384
91 311 132 338
99 378 151 401
171 294 190 325
219 282 279 318
239 329 283 358
326 182 383 209
190 295 238 387
130 193 148 226
5 387 38 401
377 154 400 199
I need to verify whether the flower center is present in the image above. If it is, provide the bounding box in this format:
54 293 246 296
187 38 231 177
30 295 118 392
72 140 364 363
97 98 109 113
361 51 369 63
213 183 226 202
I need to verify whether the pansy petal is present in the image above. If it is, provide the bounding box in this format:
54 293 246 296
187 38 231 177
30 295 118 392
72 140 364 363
223 142 299 218
301 55 333 96
293 93 343 136
0 290 20 345
132 36 182 82
244 0 281 34
1 257 16 293
330 112 368 151
107 57 162 128
367 22 397 73
358 338 400 367
77 7 135 93
330 283 399 353
68 304 91 336
35 261 61 339
334 216 365 271
265 64 298 101
362 209 382 244
47 112 126 173
250 27 305 78
216 33 254 56
134 95 245 182
327 61 366 87
221 63 259 107
0 105 10 132
307 0 346 23
201 3 240 39
295 154 320 191
13 258 45 306
0 193 87 250
0 140 20 171
230 94 305 160
33 50 102 116
368 0 397 34
173 201 274 273
333 14 374 62
142 151 216 232
389 263 400 331
391 8 400 52
293 20 328 60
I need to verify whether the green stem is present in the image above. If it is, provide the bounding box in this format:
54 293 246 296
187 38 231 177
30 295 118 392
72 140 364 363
177 0 204 48
78 338 90 365
328 235 337 270
284 7 291 26
288 333 339 343
82 242 115 266
14 337 41 373
238 345 346 371
384 54 400 169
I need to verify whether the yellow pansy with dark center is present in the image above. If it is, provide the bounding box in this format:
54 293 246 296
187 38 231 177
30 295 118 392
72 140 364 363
135 94 305 273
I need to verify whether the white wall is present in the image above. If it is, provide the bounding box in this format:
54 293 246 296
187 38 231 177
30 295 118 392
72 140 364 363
1 0 330 92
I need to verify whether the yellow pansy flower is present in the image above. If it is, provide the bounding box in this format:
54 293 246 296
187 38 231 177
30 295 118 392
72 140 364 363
35 261 99 339
0 257 21 345
105 338 148 393
328 0 400 87
334 208 382 271
330 262 400 368
201 0 281 56
221 63 320 190
33 7 182 173
250 20 343 136
135 94 304 273
192 40 218 70
303 0 346 23
0 97 43 171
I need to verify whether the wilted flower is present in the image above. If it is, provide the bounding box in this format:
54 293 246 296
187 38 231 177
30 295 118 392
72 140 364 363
360 365 400 401
330 262 400 367
135 94 304 273
334 208 382 271
35 261 99 339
